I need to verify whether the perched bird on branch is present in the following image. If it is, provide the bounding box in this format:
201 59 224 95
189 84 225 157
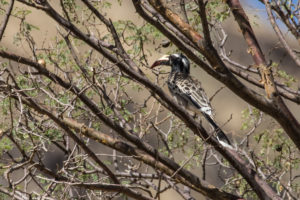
151 53 232 148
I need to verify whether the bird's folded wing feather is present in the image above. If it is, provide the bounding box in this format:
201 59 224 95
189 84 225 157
177 77 213 117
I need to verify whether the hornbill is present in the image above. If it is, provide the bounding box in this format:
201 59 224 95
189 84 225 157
151 53 232 148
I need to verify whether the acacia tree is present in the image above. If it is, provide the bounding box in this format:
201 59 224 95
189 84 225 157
0 0 299 199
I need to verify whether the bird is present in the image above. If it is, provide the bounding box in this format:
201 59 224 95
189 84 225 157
151 53 232 148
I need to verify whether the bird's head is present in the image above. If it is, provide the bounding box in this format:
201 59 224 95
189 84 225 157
151 53 190 74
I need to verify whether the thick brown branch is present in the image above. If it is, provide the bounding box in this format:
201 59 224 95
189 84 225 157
226 0 277 98
148 0 202 42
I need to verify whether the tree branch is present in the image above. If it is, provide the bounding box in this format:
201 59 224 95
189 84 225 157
226 0 277 98
258 0 300 44
263 0 300 68
180 0 189 24
0 0 15 41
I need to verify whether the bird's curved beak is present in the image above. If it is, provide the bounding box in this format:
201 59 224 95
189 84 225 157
151 55 170 68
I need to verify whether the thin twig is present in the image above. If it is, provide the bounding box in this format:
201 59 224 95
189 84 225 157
263 0 300 67
180 0 189 24
0 0 15 41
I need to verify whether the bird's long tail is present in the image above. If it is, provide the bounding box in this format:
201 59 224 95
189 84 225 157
203 113 232 148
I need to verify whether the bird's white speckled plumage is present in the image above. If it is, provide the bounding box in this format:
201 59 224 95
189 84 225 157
167 72 213 116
